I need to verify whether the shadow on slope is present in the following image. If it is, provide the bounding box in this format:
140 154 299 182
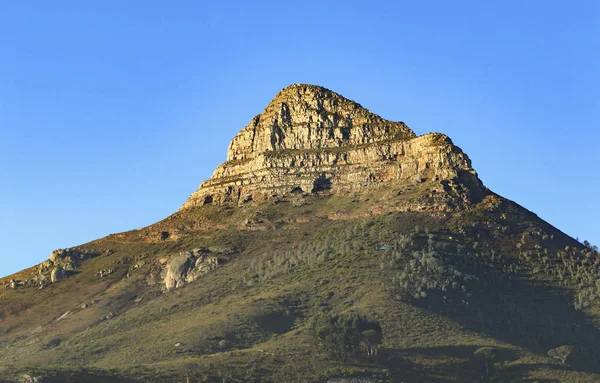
413 261 600 374
380 345 572 382
0 370 142 383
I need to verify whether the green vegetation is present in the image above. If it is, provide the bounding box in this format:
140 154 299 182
1 186 599 382
308 311 382 360
473 347 498 378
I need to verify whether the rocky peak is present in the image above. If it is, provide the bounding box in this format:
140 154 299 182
181 84 486 209
227 84 416 162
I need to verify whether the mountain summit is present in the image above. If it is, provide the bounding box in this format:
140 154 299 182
1 85 598 383
183 84 485 209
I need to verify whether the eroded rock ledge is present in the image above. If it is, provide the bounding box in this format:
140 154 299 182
181 84 485 209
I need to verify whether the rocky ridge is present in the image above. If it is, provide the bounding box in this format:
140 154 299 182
3 248 102 291
182 84 486 209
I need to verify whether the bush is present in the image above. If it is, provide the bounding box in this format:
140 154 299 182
473 347 497 377
308 311 382 361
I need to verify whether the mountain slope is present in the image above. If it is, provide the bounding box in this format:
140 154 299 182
1 85 599 383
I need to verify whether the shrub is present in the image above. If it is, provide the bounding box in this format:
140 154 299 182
308 311 382 360
473 347 497 377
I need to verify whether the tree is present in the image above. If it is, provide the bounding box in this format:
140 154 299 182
308 311 383 360
547 345 575 365
473 347 497 378
360 328 383 356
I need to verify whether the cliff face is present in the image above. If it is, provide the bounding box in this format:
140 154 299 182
181 84 485 209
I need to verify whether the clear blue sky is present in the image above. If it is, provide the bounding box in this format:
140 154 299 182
0 1 598 278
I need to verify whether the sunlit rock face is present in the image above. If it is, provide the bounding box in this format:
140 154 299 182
181 84 485 209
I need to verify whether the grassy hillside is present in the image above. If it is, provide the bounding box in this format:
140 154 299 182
1 183 599 382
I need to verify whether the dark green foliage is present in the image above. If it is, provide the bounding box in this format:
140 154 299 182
3 190 600 382
42 337 63 350
473 347 498 377
518 239 600 310
308 311 382 361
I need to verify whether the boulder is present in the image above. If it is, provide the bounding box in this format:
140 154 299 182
96 268 115 278
185 256 219 283
51 266 65 283
196 256 219 273
49 248 97 265
164 254 191 290
32 272 48 286
62 261 76 271
100 312 115 321
19 374 44 383
162 249 223 290
40 260 54 272
49 249 62 263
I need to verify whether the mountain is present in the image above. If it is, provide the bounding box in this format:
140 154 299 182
1 84 599 383
182 84 482 210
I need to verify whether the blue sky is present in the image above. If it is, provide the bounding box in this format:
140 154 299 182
0 1 598 277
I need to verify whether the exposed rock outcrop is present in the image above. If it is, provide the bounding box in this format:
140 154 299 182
50 266 65 283
50 248 92 263
96 268 115 278
162 248 221 291
164 254 191 290
23 248 103 287
19 374 44 383
181 84 485 210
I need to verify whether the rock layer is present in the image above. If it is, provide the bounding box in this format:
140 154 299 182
181 84 485 209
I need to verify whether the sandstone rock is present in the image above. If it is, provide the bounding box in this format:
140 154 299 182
196 256 219 273
181 84 485 210
49 249 62 263
96 268 115 278
163 249 222 289
33 271 48 286
62 261 77 272
185 256 219 283
50 266 65 283
19 374 44 383
100 312 115 321
40 260 53 272
164 254 191 290
50 248 75 262
49 248 98 266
